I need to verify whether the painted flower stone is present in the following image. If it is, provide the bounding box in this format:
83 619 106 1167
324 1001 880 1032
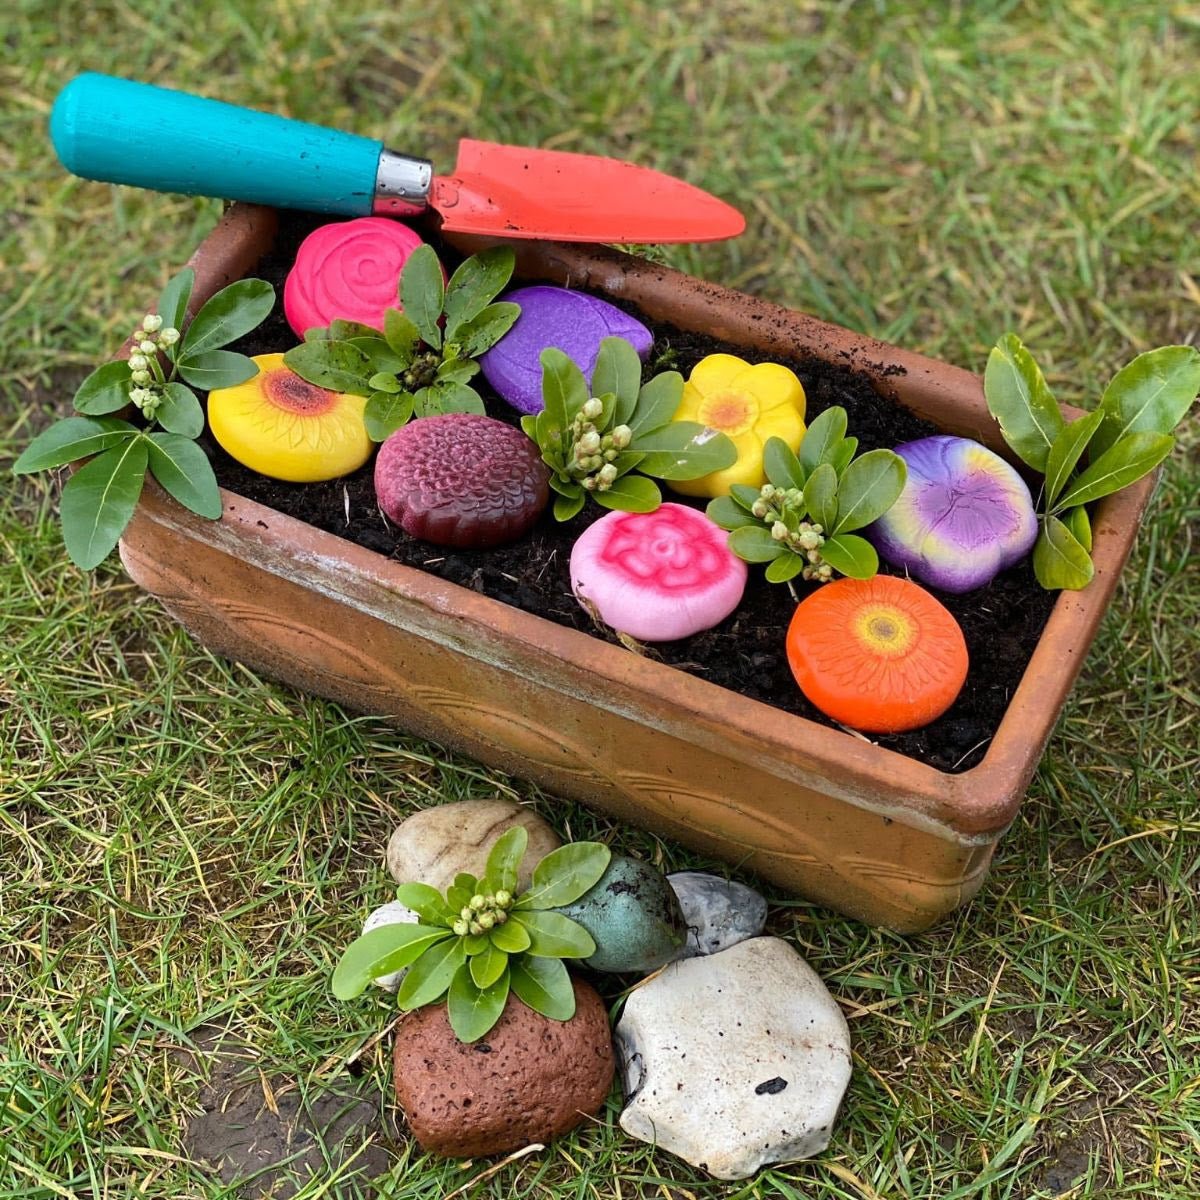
283 217 432 338
570 503 747 642
479 286 653 415
868 435 1038 593
669 354 806 497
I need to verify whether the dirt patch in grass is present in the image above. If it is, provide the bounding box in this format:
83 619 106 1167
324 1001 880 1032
179 1026 399 1198
1031 1088 1150 1198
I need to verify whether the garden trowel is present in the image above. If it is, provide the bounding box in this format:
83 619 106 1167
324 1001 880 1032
50 74 745 244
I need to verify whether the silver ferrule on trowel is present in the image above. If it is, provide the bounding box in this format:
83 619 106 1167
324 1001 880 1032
373 149 434 217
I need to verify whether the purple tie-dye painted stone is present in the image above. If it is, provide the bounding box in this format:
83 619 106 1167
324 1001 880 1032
479 286 653 415
867 435 1037 594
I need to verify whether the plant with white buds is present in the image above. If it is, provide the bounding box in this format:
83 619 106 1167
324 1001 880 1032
523 336 736 520
14 265 274 569
706 406 906 585
333 828 613 1044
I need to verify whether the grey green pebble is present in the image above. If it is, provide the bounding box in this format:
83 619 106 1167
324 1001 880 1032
556 854 687 973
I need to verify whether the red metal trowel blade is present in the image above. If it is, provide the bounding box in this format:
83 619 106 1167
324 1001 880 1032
430 138 744 244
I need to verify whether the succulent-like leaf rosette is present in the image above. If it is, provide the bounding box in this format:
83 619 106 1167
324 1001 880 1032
706 407 906 585
523 336 737 520
333 829 611 1043
284 245 520 441
13 266 274 568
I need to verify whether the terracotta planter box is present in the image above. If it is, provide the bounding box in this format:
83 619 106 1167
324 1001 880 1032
116 203 1156 932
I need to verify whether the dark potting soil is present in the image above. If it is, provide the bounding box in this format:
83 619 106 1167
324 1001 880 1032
207 212 1056 774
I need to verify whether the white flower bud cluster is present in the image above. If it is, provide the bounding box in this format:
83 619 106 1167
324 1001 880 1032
752 481 834 581
450 888 514 938
569 398 632 493
125 313 182 421
753 482 804 521
129 386 160 418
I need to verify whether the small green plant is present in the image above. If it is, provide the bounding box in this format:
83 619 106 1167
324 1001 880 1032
984 334 1200 590
283 245 519 442
706 406 907 583
13 268 274 569
332 828 610 1043
525 336 736 519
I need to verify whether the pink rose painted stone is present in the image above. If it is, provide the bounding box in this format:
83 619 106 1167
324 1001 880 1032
867 435 1038 593
571 503 747 642
479 286 653 415
284 217 432 337
374 413 549 549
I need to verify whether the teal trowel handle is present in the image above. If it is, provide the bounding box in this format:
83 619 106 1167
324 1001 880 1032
50 73 431 216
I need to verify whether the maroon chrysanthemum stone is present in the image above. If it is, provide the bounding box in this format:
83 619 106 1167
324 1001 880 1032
374 413 550 549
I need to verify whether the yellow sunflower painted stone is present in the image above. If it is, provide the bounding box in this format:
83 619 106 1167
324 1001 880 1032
207 353 372 483
668 354 806 497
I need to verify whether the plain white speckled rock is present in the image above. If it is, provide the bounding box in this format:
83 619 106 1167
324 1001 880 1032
386 799 561 894
614 937 851 1179
667 871 768 957
362 901 418 991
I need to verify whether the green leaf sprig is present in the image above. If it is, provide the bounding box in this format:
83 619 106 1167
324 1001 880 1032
984 334 1199 590
282 245 519 442
523 336 737 520
332 828 610 1043
13 268 274 568
706 406 907 584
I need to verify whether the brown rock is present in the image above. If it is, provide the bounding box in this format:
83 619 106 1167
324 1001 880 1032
386 798 561 894
392 978 614 1157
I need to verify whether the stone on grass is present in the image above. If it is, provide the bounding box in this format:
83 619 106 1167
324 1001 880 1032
667 871 768 957
362 900 418 991
392 978 613 1157
558 854 687 973
386 798 561 894
614 936 851 1180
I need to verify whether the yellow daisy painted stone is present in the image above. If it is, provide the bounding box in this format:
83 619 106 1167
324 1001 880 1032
668 354 806 497
207 353 372 483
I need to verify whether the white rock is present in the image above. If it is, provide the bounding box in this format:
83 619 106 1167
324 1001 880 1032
362 901 418 991
667 871 768 957
614 936 851 1179
386 798 561 894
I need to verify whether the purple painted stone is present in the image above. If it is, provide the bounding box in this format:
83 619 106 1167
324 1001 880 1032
867 435 1038 593
480 286 653 415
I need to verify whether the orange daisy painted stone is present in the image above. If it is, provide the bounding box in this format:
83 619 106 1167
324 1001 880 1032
785 575 968 733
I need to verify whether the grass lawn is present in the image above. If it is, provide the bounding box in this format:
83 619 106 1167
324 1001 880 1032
3 2 1198 1197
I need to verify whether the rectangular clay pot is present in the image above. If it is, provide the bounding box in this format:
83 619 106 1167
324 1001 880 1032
116 204 1156 931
